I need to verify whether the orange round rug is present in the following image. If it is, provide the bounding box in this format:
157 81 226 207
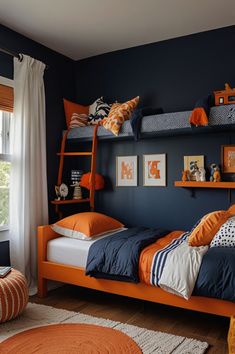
0 323 142 354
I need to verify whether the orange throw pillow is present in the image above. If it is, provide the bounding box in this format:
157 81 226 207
188 210 231 246
51 212 124 240
63 98 89 128
101 96 139 136
228 204 235 215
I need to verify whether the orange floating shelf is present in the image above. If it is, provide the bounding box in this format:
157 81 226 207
174 181 235 189
51 198 90 205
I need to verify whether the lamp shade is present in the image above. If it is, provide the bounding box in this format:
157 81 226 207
80 172 104 191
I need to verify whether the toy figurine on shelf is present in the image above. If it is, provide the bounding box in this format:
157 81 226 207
210 163 221 182
182 170 190 182
70 181 82 199
195 170 200 181
189 161 199 181
199 167 206 182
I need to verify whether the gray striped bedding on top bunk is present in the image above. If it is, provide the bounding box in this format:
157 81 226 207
67 104 235 140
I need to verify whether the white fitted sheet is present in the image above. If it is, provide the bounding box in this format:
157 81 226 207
47 229 126 268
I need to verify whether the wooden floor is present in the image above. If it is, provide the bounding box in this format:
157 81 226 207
31 285 229 353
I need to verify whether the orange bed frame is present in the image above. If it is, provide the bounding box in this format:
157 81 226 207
37 224 235 351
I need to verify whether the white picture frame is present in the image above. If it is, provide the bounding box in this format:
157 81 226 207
116 156 138 187
143 154 166 186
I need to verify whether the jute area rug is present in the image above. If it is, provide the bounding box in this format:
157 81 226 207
0 303 209 354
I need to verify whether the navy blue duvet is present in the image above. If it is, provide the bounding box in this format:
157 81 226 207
86 227 168 282
194 247 235 302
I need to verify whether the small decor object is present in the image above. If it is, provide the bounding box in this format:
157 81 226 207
221 145 235 173
116 156 138 187
182 170 190 182
184 156 204 181
214 83 235 106
71 169 83 183
189 95 212 127
198 167 206 181
195 170 200 182
210 163 221 182
70 181 82 199
143 154 166 186
80 172 105 190
55 185 61 200
0 266 11 278
59 183 69 200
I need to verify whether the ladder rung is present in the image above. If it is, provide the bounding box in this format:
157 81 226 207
57 152 93 156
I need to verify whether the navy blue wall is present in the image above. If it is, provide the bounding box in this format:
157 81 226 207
75 26 235 230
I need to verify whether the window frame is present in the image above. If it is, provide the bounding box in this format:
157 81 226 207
0 76 13 231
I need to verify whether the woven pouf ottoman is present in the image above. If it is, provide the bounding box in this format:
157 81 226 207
0 269 28 323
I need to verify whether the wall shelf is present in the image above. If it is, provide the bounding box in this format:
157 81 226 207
174 181 235 189
51 198 90 205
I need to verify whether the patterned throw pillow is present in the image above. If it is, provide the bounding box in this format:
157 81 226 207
88 97 111 125
101 96 139 136
63 98 89 128
210 216 235 247
69 113 89 129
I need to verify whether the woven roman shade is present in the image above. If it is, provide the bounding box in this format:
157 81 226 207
0 84 14 112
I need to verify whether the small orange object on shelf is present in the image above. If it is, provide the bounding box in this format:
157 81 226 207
174 181 235 188
214 83 235 106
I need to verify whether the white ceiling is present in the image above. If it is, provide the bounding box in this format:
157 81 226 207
0 0 234 60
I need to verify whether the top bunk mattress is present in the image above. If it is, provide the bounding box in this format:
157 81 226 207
67 104 235 141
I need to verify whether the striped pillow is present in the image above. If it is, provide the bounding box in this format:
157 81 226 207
69 113 89 129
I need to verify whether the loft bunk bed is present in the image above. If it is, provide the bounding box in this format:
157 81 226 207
67 104 235 142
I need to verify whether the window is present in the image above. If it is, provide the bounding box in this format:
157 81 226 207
0 77 13 231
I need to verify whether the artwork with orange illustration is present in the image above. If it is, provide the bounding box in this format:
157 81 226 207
116 156 137 186
121 161 134 180
147 160 161 179
143 154 166 186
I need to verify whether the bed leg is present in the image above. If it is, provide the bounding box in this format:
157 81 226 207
228 316 235 354
38 277 47 298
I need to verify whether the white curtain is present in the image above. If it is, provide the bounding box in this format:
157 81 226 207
10 55 48 295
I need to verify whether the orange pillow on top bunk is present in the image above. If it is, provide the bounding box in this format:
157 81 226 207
63 98 89 128
51 212 124 240
188 210 231 246
101 96 139 136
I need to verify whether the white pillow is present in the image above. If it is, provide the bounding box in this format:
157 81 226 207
210 216 235 248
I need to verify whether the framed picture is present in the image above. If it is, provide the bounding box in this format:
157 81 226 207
184 155 204 181
116 156 138 186
221 145 235 173
143 154 166 186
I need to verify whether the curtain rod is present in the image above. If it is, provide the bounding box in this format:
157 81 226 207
0 46 49 69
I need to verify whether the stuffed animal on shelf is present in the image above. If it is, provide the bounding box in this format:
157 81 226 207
198 167 206 182
210 163 221 182
182 170 190 182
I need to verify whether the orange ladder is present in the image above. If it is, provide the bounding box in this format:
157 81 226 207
51 125 98 219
